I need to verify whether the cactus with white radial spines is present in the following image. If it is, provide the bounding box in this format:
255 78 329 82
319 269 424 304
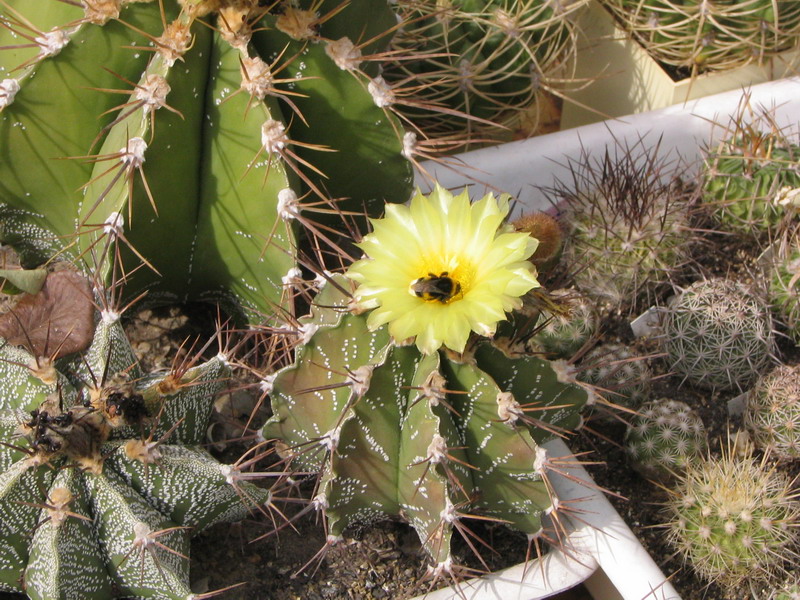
769 241 800 343
527 288 597 359
602 0 800 72
578 342 652 419
0 0 413 321
624 398 708 482
0 278 273 599
261 275 588 572
661 278 777 391
663 445 800 595
744 364 800 462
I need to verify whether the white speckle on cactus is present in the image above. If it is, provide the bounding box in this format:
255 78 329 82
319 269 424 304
120 137 148 169
0 78 20 108
102 211 125 237
277 187 300 220
325 37 362 71
261 119 288 153
368 76 395 108
36 28 71 58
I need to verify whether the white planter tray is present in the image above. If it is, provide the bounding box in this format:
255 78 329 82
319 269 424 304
416 77 800 217
409 437 680 600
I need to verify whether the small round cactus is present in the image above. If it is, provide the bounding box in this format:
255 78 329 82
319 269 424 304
663 447 800 594
624 398 708 482
527 288 597 359
578 342 652 417
661 278 776 391
769 242 800 343
744 365 800 461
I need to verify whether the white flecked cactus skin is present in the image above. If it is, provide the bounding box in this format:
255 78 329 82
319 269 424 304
0 310 270 599
262 275 588 573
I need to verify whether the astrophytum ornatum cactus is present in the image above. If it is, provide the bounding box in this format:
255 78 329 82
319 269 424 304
744 364 800 461
0 0 412 321
602 0 800 72
261 275 587 574
0 291 270 599
662 278 776 391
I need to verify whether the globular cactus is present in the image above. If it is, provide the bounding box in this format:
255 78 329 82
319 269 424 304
624 398 708 482
527 288 597 359
602 0 800 72
744 364 800 461
0 0 413 321
381 0 588 141
577 342 652 418
261 274 588 574
769 241 800 343
547 138 696 311
0 270 272 600
702 128 800 235
662 445 800 595
773 578 800 600
661 278 776 391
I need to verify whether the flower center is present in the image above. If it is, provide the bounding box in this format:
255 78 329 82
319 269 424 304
410 271 463 304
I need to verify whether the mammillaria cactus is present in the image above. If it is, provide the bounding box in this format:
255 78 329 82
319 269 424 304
602 0 800 72
382 0 588 141
624 398 707 482
0 0 413 320
769 240 800 342
261 187 589 574
661 278 776 391
744 364 800 461
577 342 652 418
702 128 800 235
527 288 597 359
663 445 800 595
548 139 696 310
0 270 272 599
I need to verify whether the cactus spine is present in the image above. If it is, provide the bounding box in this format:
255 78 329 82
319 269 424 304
744 364 800 461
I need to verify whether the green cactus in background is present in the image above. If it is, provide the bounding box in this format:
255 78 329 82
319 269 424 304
548 138 696 311
663 444 800 595
381 0 588 142
578 342 652 419
661 278 776 391
624 398 707 482
602 0 800 72
702 129 800 235
261 275 588 572
0 0 413 321
527 288 597 359
744 364 800 462
0 270 272 599
769 240 800 343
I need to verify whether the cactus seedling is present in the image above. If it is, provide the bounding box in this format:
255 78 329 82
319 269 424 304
0 0 414 321
744 364 800 462
661 278 777 391
624 398 708 482
0 270 274 599
662 444 800 595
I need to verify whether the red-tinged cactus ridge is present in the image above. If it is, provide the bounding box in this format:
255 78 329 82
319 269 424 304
261 274 588 575
0 0 413 322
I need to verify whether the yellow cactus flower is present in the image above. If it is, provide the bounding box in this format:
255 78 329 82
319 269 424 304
346 185 540 354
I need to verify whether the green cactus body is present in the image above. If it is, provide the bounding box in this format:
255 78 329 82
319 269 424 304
527 288 597 359
578 342 652 418
624 398 707 482
0 0 413 321
662 278 776 391
262 275 587 569
702 138 800 235
744 364 800 461
0 308 270 599
603 0 800 72
769 243 800 342
382 0 587 139
664 449 800 594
